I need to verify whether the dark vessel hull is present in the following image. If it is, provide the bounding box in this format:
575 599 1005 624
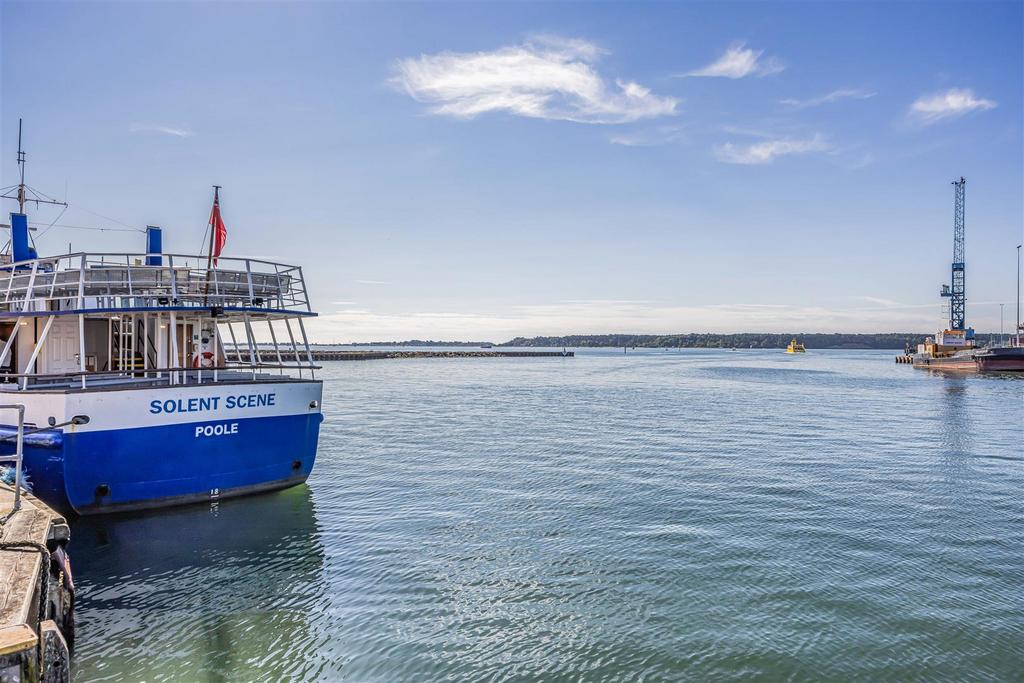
975 347 1024 372
913 346 1024 372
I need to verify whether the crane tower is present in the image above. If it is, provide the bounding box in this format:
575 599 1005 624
941 177 966 330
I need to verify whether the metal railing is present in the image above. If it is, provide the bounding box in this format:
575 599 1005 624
0 363 321 391
0 404 26 512
0 252 311 314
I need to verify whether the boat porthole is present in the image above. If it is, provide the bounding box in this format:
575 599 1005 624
292 460 302 470
95 484 110 498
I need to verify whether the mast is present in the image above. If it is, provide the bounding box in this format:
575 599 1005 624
16 119 25 214
1 118 68 214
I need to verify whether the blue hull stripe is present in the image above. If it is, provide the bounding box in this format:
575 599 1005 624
5 413 322 515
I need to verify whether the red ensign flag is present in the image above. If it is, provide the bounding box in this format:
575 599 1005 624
210 196 227 266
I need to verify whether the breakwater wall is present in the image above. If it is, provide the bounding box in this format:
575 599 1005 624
227 350 574 362
0 486 74 682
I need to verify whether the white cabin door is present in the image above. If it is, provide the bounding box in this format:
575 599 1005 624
43 317 80 374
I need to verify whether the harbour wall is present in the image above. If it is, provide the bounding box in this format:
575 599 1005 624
227 350 574 362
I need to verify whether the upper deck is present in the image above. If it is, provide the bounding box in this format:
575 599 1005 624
0 253 319 391
0 252 313 319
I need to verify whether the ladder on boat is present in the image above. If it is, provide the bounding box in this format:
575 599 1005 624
109 318 152 372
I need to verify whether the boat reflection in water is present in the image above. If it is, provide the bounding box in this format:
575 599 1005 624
70 486 326 681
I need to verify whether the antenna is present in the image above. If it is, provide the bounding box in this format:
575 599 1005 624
1 118 68 214
17 120 25 212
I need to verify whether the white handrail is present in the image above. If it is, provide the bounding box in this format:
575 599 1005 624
0 252 311 315
0 404 26 512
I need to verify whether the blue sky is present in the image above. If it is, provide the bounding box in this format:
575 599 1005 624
2 1 1021 341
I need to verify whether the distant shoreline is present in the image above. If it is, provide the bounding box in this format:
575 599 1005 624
311 332 1008 350
312 340 490 348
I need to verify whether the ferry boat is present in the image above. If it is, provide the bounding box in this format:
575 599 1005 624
0 128 323 515
785 338 805 353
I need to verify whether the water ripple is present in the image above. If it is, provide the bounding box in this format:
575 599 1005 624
71 349 1024 681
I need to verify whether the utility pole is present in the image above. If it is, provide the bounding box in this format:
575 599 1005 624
1017 244 1021 347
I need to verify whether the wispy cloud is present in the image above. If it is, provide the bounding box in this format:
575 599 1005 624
302 298 954 343
856 296 903 308
908 88 996 124
609 125 687 147
719 124 775 139
391 35 678 124
129 123 194 138
780 88 875 109
683 42 783 79
852 296 934 309
715 134 831 165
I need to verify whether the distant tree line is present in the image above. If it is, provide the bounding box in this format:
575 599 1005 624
500 333 1006 350
311 340 491 347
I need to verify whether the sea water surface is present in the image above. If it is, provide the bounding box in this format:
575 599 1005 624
70 349 1023 681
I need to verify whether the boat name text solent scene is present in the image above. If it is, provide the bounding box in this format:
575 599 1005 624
149 393 277 414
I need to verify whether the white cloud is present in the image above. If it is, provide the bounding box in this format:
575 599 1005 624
780 88 875 108
715 134 831 165
852 296 934 309
129 123 194 138
609 125 687 146
684 42 783 79
391 35 678 124
718 124 774 138
908 88 996 124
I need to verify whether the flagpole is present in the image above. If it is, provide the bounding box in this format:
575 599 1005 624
203 185 221 305
206 185 221 272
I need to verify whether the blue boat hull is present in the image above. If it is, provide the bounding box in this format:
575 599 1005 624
2 411 323 516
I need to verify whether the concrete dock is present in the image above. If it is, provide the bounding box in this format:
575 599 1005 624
0 485 73 682
228 349 575 362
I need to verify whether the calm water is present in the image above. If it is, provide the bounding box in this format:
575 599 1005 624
70 349 1023 681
